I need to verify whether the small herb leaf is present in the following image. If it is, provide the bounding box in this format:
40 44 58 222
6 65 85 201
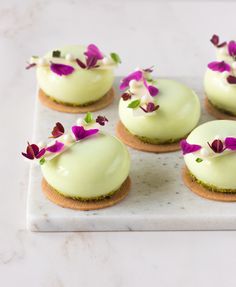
128 99 141 109
196 158 203 163
84 112 93 124
110 52 121 64
52 50 61 58
39 157 46 165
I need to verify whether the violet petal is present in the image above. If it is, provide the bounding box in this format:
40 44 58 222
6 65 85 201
25 63 36 70
72 126 99 141
148 85 159 97
76 58 86 69
207 61 231 73
84 44 103 60
50 122 65 138
225 137 236 150
50 63 74 76
46 141 64 153
180 139 202 155
227 75 236 84
96 116 108 126
228 41 236 57
120 71 143 90
35 148 46 159
208 139 224 153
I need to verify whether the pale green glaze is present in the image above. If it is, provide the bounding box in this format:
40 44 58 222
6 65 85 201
204 69 236 115
41 133 130 199
184 120 236 190
119 79 200 142
37 45 114 105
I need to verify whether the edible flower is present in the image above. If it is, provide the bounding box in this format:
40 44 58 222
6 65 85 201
140 102 159 113
207 139 225 153
225 137 236 150
22 142 46 160
96 115 108 126
180 139 202 155
72 126 99 141
228 41 236 59
50 62 74 76
207 61 231 73
50 122 65 138
227 75 236 84
76 44 103 69
46 141 64 153
210 34 227 48
120 71 143 90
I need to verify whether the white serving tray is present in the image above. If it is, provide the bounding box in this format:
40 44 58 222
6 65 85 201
27 77 236 232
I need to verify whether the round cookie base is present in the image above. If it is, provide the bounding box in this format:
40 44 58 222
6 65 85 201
42 176 131 211
205 97 236 120
116 121 181 153
182 166 236 202
38 87 115 114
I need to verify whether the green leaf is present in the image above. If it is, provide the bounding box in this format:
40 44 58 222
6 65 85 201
128 100 141 109
39 157 46 165
52 50 61 58
110 52 121 64
196 158 203 163
84 112 93 124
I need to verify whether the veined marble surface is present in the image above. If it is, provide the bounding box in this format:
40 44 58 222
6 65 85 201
1 0 236 286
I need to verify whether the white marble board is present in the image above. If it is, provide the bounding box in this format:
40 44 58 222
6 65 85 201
27 77 236 232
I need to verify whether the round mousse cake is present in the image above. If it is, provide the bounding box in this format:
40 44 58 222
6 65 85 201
27 44 121 112
204 35 236 117
181 120 236 199
21 113 131 209
118 68 200 151
41 133 130 200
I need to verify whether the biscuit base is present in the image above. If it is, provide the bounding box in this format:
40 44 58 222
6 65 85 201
182 166 236 202
116 121 181 153
205 97 236 120
38 87 115 114
42 176 131 211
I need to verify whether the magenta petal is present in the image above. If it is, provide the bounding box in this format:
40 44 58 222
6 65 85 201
22 152 34 160
210 34 219 46
76 58 86 69
84 44 103 60
46 141 64 153
120 71 143 90
72 126 99 141
227 75 236 84
225 137 236 150
208 139 224 153
208 61 231 73
180 139 202 155
228 41 236 57
35 148 46 159
148 85 159 97
50 63 74 76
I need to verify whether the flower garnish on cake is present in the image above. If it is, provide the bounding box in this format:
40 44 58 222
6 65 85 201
120 68 159 115
181 136 236 163
26 44 121 75
22 112 108 165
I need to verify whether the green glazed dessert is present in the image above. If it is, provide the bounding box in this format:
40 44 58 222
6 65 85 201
204 35 236 118
26 44 121 113
181 120 236 200
117 67 200 152
22 113 131 209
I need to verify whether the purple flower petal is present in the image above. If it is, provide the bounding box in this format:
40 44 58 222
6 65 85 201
140 102 159 113
50 122 65 138
46 141 64 153
84 44 103 60
210 34 226 48
76 58 86 69
148 85 159 97
120 71 143 90
25 63 36 70
86 55 98 69
208 139 225 153
96 116 108 126
180 139 202 155
225 137 236 150
227 75 236 84
228 41 236 58
35 148 46 159
207 61 231 73
121 92 132 101
50 62 74 76
71 126 99 141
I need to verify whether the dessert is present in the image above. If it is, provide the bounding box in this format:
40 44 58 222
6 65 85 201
181 120 236 202
26 44 121 113
204 34 236 119
22 113 131 210
117 67 201 152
